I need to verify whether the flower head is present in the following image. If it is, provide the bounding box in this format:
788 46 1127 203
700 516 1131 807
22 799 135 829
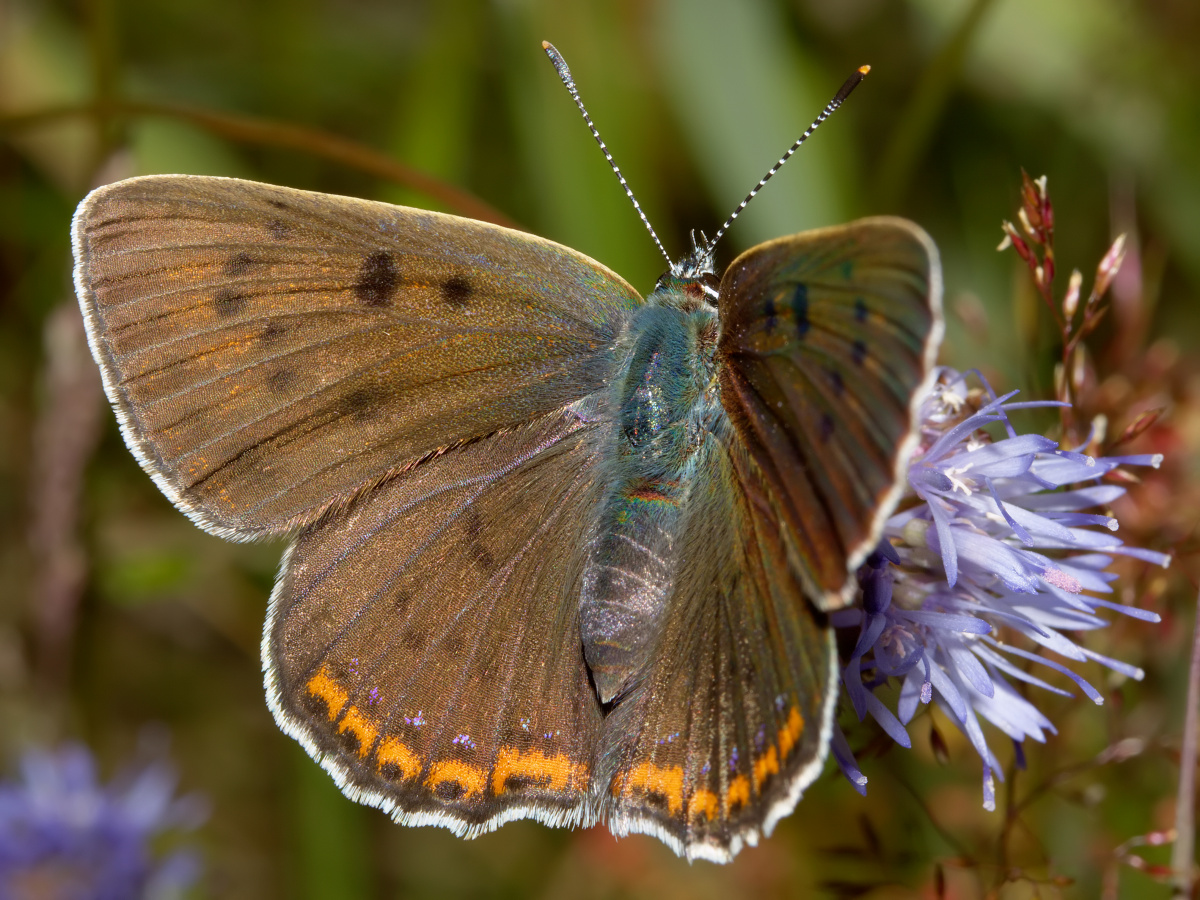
0 743 205 900
835 369 1169 808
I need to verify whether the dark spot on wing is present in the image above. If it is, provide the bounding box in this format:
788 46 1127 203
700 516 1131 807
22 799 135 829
432 780 466 802
639 789 672 814
463 509 484 538
355 251 399 307
854 297 868 322
268 199 289 210
260 321 287 344
378 761 406 781
401 628 425 652
852 339 867 366
471 544 496 572
791 283 809 337
213 287 246 317
335 724 369 756
818 413 835 443
267 369 296 394
342 385 386 421
301 689 330 720
392 591 410 614
441 275 472 309
224 252 256 277
764 296 777 334
827 368 845 397
267 219 290 240
444 634 466 657
500 774 537 792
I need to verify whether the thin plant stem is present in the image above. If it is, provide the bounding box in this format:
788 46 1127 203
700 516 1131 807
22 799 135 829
1171 584 1200 897
0 101 516 228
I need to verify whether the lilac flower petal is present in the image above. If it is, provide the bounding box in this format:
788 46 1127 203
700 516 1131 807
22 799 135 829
971 644 1072 697
944 642 994 697
1086 597 1162 623
981 637 1103 703
981 766 996 811
899 609 991 634
898 670 925 723
863 692 912 748
842 657 871 721
926 661 968 722
968 673 1055 742
876 540 902 566
1078 646 1145 680
912 467 954 492
850 613 888 662
830 725 868 795
1105 453 1163 468
1019 485 1127 510
925 499 959 586
954 434 1056 475
953 529 1043 592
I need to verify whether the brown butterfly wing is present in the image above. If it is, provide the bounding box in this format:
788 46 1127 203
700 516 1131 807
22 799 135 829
597 431 835 862
266 406 605 832
717 217 942 610
72 175 640 538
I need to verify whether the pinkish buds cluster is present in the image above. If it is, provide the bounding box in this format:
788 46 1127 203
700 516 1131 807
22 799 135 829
998 171 1129 440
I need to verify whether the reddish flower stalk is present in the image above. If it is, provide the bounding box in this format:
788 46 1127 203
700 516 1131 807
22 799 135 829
999 172 1127 442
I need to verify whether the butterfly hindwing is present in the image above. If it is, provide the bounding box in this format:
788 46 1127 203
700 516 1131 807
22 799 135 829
598 428 835 862
266 403 606 832
72 175 640 539
717 217 943 609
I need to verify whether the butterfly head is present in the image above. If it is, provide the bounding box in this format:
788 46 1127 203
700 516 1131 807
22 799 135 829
667 229 717 282
656 232 720 306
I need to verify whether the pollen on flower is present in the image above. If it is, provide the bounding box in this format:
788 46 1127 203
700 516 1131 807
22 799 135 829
1041 567 1082 593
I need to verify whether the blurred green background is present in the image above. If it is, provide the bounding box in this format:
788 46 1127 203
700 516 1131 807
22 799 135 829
2 0 1198 897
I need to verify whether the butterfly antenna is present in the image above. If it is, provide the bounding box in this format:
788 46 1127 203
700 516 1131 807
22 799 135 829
542 41 672 268
703 65 871 258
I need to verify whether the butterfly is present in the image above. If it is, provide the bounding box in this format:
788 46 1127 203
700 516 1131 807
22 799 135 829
71 48 942 862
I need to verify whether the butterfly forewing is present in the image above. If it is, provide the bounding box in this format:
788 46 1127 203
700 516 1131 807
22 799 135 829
266 405 606 832
717 217 943 609
72 175 640 539
597 430 835 862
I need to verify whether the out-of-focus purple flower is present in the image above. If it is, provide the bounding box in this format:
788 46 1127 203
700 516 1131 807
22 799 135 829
0 743 205 900
834 368 1170 809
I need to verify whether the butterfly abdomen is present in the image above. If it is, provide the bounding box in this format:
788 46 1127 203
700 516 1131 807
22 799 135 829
581 292 721 705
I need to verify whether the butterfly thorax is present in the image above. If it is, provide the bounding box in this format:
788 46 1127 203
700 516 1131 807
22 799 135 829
580 280 723 704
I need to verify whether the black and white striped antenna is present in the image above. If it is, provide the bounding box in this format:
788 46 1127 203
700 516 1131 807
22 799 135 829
544 41 869 276
702 65 870 260
542 41 672 269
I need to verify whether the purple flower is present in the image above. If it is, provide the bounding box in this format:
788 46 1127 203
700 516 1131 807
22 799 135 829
834 369 1169 808
0 743 205 899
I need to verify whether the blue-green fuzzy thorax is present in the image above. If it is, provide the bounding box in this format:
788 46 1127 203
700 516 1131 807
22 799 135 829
580 283 722 704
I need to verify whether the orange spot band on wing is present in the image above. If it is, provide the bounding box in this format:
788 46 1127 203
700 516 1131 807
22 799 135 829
427 760 486 799
376 737 421 781
727 774 750 810
778 705 804 761
753 746 779 790
615 762 684 815
492 747 584 796
306 667 349 721
690 789 719 822
337 705 378 757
